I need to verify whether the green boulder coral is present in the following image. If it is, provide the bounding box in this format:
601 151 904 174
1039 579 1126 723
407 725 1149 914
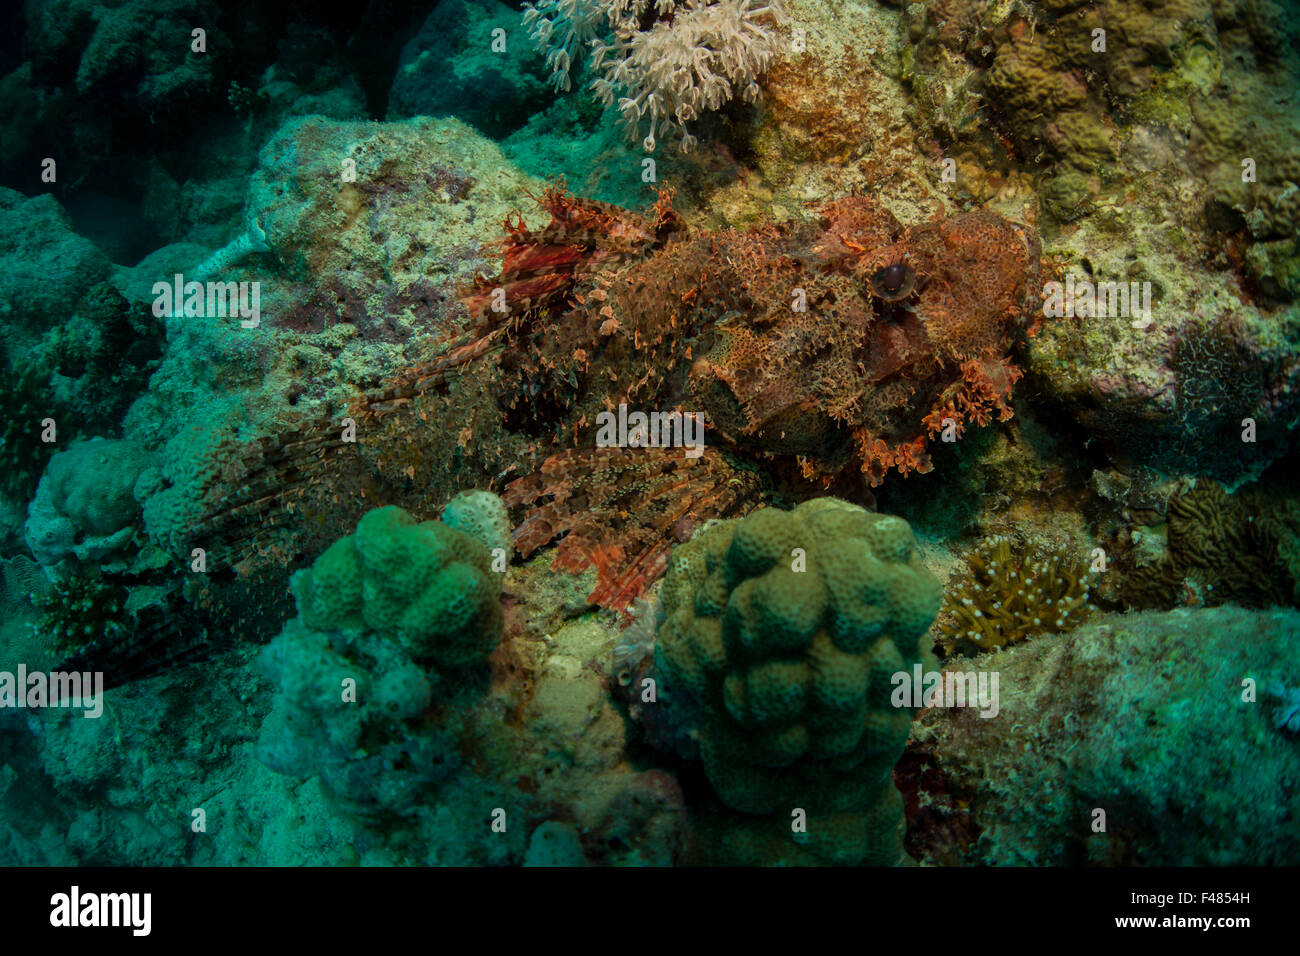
655 497 940 865
292 504 503 667
258 501 507 822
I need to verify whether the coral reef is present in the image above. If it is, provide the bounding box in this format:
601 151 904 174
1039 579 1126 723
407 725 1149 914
3 0 1296 875
938 535 1097 657
900 0 1300 272
118 114 542 455
117 117 547 591
256 614 467 820
1027 280 1300 483
653 498 940 864
43 283 165 433
69 0 230 116
4 642 364 867
1 554 47 608
1166 313 1295 470
22 563 206 691
524 821 588 866
3 518 689 866
0 197 163 492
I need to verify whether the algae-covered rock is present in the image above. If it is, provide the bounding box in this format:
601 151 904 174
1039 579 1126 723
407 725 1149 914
907 606 1300 865
246 113 542 341
1025 278 1300 483
900 0 1300 301
120 114 543 450
0 189 111 329
655 497 940 864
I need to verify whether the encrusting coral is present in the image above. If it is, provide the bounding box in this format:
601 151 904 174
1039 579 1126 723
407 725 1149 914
24 438 156 569
938 535 1098 657
652 498 940 864
440 489 514 562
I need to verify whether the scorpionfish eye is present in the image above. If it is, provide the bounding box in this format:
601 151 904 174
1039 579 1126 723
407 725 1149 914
871 262 916 301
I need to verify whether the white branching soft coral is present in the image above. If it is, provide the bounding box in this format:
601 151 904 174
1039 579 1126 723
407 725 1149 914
522 0 783 151
522 0 613 93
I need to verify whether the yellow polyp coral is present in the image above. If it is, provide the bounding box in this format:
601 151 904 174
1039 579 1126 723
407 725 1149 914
938 535 1097 657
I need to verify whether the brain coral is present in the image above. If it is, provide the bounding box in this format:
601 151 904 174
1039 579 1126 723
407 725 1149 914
1120 479 1300 610
292 504 503 667
655 497 940 864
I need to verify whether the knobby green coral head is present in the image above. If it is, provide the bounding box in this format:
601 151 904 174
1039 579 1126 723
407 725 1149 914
293 504 503 668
